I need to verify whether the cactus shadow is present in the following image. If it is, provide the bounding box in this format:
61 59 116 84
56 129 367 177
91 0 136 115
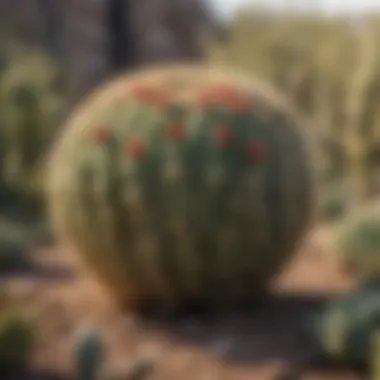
1 372 69 380
140 293 331 366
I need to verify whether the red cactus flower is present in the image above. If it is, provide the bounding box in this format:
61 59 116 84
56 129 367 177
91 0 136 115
213 85 239 101
130 84 153 99
130 84 171 108
245 141 266 160
91 125 109 143
229 98 251 113
197 92 219 109
213 125 233 147
197 85 250 112
167 123 186 141
125 138 145 159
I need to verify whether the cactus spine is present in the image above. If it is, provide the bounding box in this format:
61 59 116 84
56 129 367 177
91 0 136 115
47 65 316 311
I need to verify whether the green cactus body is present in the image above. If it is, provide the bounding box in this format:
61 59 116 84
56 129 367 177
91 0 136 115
0 52 62 199
73 327 102 380
0 313 35 373
336 201 380 280
46 65 316 310
311 279 380 368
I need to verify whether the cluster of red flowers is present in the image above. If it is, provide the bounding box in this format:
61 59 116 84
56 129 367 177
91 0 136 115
89 84 266 161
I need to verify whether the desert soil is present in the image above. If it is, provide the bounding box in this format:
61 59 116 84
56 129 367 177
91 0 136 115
1 224 363 380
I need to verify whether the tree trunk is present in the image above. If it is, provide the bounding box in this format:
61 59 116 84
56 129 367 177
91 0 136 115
106 0 136 72
38 0 64 60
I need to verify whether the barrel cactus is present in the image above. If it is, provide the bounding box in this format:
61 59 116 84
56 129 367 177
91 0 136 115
46 65 316 311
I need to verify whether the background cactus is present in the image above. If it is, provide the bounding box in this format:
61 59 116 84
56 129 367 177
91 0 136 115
0 312 35 374
46 65 316 311
207 12 380 211
0 49 64 212
73 327 103 380
335 201 380 281
311 282 380 370
0 218 32 273
72 326 155 380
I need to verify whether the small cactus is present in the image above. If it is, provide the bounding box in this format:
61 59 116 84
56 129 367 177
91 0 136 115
73 327 103 380
73 326 155 380
370 322 380 380
310 281 380 369
46 65 317 311
336 201 380 281
320 179 352 222
0 219 31 273
106 355 155 380
0 312 35 374
0 50 63 203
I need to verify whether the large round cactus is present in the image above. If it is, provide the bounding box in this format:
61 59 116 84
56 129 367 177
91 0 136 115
46 65 316 310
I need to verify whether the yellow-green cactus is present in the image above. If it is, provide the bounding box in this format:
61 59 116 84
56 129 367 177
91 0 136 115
46 65 317 311
0 51 63 199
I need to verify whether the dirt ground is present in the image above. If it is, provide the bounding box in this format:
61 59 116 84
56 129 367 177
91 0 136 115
1 224 363 380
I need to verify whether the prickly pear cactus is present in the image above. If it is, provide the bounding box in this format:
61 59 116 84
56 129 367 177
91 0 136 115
311 279 380 369
46 65 316 310
336 201 380 280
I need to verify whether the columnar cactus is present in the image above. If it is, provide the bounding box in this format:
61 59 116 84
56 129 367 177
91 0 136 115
46 65 316 310
0 51 63 199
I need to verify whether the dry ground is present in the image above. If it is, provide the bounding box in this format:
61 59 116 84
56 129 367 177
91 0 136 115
1 224 363 380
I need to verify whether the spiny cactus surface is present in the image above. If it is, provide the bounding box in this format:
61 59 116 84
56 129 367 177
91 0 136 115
46 65 316 310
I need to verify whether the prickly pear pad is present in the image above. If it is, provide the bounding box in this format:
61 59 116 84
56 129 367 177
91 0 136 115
46 65 316 311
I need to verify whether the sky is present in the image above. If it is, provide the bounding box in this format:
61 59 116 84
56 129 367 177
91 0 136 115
209 0 380 20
